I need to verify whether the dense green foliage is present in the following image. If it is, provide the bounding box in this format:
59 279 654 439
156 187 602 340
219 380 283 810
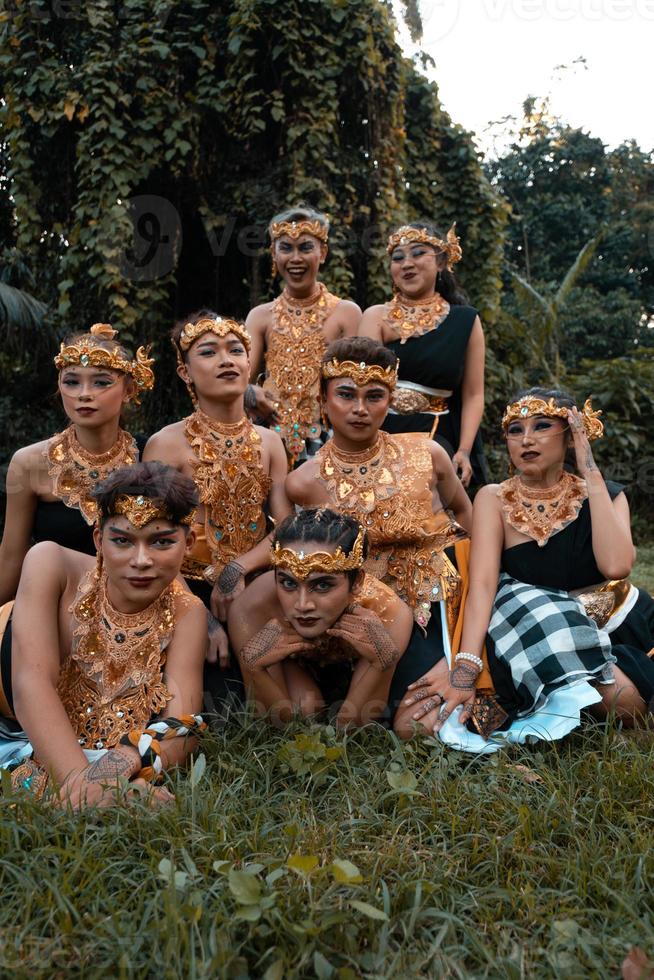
0 0 505 437
1 716 653 977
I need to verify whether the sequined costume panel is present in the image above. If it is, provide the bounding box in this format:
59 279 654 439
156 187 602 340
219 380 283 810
46 426 139 524
57 573 199 750
263 284 340 462
183 411 272 581
317 432 466 626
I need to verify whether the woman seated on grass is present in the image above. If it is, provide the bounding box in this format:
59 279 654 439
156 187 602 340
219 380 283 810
0 461 208 808
403 387 654 747
228 508 413 728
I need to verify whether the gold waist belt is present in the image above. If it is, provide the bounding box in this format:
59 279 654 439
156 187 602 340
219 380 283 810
390 381 452 416
572 578 632 629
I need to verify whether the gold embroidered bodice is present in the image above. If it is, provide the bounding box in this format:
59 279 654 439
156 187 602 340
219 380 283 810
263 283 341 462
497 472 588 547
46 426 139 524
58 572 199 749
183 410 272 581
317 432 465 626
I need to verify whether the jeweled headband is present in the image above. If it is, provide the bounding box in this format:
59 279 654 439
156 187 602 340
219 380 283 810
321 358 398 391
271 526 366 580
177 317 251 355
502 396 604 441
270 219 329 244
112 493 196 528
386 222 463 271
54 323 155 401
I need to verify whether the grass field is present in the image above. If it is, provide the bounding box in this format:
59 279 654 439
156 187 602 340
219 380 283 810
1 711 653 979
1 561 652 978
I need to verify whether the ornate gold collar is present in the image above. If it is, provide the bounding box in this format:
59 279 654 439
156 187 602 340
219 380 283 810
498 471 588 547
46 426 139 524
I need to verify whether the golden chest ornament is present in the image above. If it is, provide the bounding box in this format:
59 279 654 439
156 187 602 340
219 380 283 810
318 432 464 626
382 292 450 344
57 571 182 749
184 410 271 577
498 471 588 547
46 426 139 524
264 283 341 461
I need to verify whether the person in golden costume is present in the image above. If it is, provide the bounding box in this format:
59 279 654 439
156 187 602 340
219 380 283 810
246 206 362 465
229 509 413 727
285 336 472 720
358 221 487 488
143 310 291 682
0 323 154 604
403 387 654 748
0 462 207 807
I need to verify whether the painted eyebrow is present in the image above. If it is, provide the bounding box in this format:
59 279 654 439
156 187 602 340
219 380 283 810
107 525 178 537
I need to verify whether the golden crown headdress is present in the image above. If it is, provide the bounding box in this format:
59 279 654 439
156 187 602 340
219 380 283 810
112 493 196 528
321 358 398 391
386 222 463 271
177 316 251 355
271 526 366 580
270 219 329 244
502 396 604 441
54 324 155 402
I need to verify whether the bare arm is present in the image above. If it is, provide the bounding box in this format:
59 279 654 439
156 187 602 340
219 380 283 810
357 305 385 341
567 408 635 579
210 432 292 619
458 486 504 657
453 317 485 487
156 599 207 770
11 543 90 784
245 307 269 382
328 601 413 728
0 449 40 604
142 429 185 470
335 300 363 337
430 442 472 532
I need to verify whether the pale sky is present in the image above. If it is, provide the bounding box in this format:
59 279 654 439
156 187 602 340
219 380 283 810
395 0 654 158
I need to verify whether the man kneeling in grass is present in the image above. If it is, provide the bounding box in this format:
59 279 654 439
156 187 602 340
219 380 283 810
0 461 207 808
229 508 413 728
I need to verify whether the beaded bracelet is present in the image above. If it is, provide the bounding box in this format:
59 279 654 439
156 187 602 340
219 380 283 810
454 651 483 671
120 714 207 783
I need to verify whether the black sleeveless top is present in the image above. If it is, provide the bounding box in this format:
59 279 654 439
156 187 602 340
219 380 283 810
501 481 625 591
30 432 147 556
381 305 489 484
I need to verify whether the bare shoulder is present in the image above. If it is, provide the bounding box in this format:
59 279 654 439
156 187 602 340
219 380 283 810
361 303 388 318
10 438 51 472
285 457 319 502
428 440 455 471
256 425 285 454
246 303 273 330
228 570 278 640
21 540 90 590
143 421 188 462
473 484 502 510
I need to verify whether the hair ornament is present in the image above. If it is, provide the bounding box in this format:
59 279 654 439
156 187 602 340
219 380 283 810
178 316 251 355
54 323 154 403
270 219 329 244
271 525 366 580
112 493 196 528
386 222 463 270
502 396 604 441
321 358 398 391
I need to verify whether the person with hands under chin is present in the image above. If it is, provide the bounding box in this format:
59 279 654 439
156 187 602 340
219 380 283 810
228 509 414 729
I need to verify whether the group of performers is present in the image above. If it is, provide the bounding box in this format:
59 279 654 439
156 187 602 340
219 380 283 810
0 206 653 807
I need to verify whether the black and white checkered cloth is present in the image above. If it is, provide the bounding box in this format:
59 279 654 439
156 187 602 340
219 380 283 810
489 573 616 715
